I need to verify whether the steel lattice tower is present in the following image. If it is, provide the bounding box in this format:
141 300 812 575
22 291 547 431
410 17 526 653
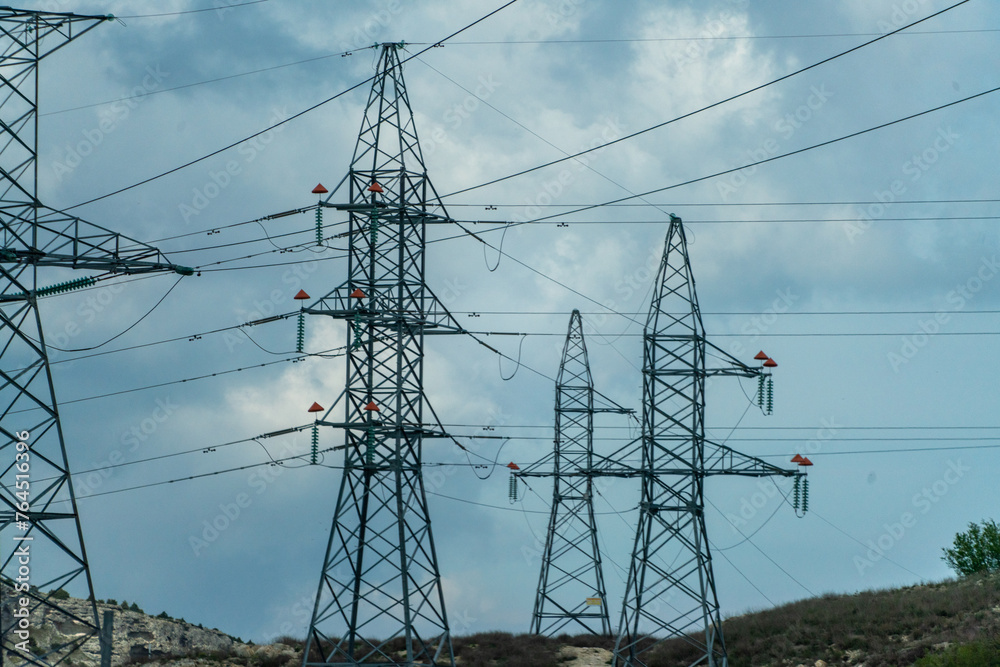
0 9 191 667
610 216 799 667
526 310 625 637
302 44 461 667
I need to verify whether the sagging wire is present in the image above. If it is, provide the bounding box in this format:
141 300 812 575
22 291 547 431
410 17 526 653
36 275 185 353
498 333 527 381
252 437 315 469
713 482 796 552
483 221 512 271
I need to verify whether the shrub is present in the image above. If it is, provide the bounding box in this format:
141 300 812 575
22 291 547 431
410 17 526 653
943 520 1000 576
914 639 1000 666
50 589 70 600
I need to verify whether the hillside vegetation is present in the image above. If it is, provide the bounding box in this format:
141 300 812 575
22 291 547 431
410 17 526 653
276 574 1000 666
13 574 1000 667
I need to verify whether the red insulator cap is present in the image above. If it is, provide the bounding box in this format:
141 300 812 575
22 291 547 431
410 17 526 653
364 401 380 412
294 290 310 300
350 288 366 298
763 358 778 368
754 351 769 360
312 183 328 194
368 181 384 193
799 457 814 467
308 402 324 413
791 454 804 463
507 462 520 470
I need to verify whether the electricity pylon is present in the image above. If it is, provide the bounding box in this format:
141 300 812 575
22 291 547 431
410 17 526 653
0 9 191 667
301 43 462 667
610 215 800 667
521 310 629 637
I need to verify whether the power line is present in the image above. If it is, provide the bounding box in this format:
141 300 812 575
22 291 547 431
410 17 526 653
44 52 354 117
442 423 1000 431
456 83 1000 229
113 0 271 20
64 0 522 211
73 450 323 501
448 309 1000 317
444 28 1000 45
461 328 1000 338
445 198 1000 208
48 312 297 367
442 0 973 198
29 349 345 412
45 29 999 117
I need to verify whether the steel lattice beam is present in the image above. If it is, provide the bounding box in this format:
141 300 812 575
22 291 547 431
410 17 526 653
0 10 190 667
302 44 458 667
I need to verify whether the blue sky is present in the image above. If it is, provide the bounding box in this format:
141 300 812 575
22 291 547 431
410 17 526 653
13 0 1000 644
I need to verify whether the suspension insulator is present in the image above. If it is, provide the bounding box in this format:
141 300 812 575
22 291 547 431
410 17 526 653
315 206 323 246
311 424 319 464
352 312 363 351
509 473 518 502
296 312 305 353
766 377 774 415
802 477 809 514
793 476 801 512
29 275 98 299
366 426 375 465
757 374 765 408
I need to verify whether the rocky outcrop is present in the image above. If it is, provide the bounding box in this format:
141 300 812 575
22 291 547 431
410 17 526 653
1 587 239 667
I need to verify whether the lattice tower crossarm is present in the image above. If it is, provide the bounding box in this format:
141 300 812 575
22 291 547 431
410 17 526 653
301 43 461 667
612 216 800 667
0 10 191 667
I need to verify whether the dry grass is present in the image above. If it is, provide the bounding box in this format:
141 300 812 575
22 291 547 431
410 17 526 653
155 574 1000 666
641 573 1000 666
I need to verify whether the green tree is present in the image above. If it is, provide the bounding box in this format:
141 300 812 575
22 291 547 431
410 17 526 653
942 519 1000 576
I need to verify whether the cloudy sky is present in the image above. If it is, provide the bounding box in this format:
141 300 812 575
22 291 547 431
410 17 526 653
15 0 1000 645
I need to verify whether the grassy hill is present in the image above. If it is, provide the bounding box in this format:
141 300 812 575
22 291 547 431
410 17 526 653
28 573 1000 667
273 574 1000 666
